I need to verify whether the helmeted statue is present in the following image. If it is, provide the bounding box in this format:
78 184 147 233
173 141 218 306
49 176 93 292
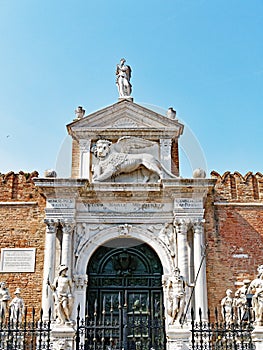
116 58 132 97
48 265 74 325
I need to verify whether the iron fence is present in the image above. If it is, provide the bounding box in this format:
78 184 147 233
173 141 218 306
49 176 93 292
75 295 165 350
0 308 52 350
190 308 255 350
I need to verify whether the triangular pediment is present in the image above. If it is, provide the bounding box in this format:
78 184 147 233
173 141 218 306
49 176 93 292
67 99 184 140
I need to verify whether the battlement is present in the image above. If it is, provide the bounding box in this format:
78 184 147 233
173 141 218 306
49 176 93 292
0 171 44 202
211 171 263 202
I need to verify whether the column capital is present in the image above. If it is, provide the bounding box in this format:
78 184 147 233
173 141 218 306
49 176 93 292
173 218 191 233
60 221 75 234
192 218 205 234
79 139 91 152
44 219 59 233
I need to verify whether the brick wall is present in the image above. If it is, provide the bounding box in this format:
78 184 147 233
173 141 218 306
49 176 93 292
205 171 263 313
1 169 262 317
0 171 46 314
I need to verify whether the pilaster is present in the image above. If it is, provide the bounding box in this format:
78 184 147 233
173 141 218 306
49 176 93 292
160 138 172 172
79 139 91 179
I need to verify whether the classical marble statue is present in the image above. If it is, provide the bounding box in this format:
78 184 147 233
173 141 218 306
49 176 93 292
234 279 250 321
116 58 132 97
221 289 234 323
9 288 25 323
49 265 74 324
0 281 10 323
92 136 177 182
166 267 187 325
248 265 263 325
74 106 85 120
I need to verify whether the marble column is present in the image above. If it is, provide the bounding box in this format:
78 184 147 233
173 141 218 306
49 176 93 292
61 221 75 276
192 219 208 320
174 219 189 281
42 219 58 320
79 139 91 179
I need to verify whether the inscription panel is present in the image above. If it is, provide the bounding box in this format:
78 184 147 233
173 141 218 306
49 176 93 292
174 198 203 209
47 198 75 209
0 248 36 272
78 202 172 213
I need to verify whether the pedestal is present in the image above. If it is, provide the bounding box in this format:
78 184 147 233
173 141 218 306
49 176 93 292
166 325 191 350
51 324 75 350
252 326 263 350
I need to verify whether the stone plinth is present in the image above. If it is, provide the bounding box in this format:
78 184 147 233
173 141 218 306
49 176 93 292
51 324 75 350
166 325 191 350
252 326 263 350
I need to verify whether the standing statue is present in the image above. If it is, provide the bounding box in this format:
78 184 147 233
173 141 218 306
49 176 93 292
49 265 74 325
9 288 25 323
221 289 234 323
234 279 251 321
0 281 11 323
116 58 132 97
166 267 188 325
248 265 263 326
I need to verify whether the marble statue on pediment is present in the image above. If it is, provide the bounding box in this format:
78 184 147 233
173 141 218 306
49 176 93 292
74 106 85 120
116 58 132 98
248 265 263 325
0 281 10 323
91 136 177 182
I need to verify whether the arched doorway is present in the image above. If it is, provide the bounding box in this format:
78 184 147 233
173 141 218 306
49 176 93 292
85 238 165 350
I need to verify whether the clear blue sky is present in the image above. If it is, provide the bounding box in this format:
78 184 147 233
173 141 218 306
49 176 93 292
0 0 262 178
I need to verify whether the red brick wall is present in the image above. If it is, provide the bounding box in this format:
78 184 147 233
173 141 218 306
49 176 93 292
205 171 263 313
1 169 262 318
0 171 46 315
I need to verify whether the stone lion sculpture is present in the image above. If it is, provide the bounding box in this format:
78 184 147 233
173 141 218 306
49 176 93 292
91 136 177 182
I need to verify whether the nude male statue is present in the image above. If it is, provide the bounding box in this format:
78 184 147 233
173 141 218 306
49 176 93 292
49 265 74 324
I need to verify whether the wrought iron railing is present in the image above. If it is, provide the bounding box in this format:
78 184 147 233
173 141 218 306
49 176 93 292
76 295 165 350
191 308 255 350
0 308 52 350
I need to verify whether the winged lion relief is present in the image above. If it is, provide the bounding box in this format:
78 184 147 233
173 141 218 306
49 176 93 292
91 136 177 183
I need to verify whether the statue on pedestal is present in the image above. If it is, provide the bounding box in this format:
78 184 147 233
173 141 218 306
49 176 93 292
248 265 263 326
234 279 251 321
221 289 234 323
165 267 187 325
9 288 24 323
116 58 132 98
0 281 10 323
49 265 74 325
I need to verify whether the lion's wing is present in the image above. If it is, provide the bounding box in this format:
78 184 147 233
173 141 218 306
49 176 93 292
114 136 156 153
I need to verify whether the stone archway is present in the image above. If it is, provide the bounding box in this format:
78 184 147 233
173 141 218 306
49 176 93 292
85 238 166 350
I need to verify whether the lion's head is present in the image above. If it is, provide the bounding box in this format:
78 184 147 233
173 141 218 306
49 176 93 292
93 139 112 159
